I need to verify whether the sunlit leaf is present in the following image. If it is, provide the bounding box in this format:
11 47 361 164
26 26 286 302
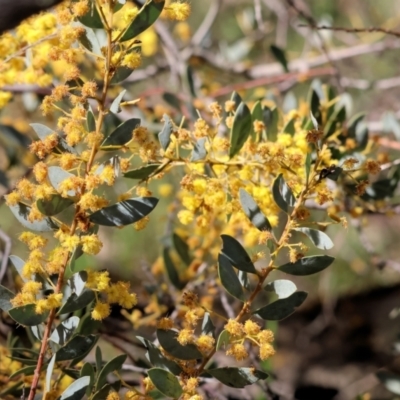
220 235 256 274
294 228 334 250
216 330 230 350
50 316 80 346
229 102 252 158
278 255 335 276
218 254 245 301
206 367 268 388
201 313 216 338
9 203 56 232
254 291 308 320
239 188 271 231
89 197 158 226
48 166 75 197
264 279 297 299
110 89 126 114
148 368 183 398
58 376 91 400
158 114 173 151
190 137 207 161
45 355 56 393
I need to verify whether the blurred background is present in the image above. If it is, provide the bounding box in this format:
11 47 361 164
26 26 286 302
2 0 400 398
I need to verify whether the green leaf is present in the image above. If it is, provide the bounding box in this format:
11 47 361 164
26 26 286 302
58 289 95 315
56 335 98 361
121 1 165 42
239 188 271 231
190 137 207 161
278 255 335 276
163 247 185 290
58 376 91 400
201 313 215 338
173 233 192 265
92 384 120 400
95 346 102 373
124 164 161 180
110 66 134 84
216 330 230 350
9 365 39 379
80 362 95 395
79 27 102 55
264 279 297 299
324 105 346 137
87 108 96 132
50 316 80 346
163 92 181 111
283 118 296 135
46 355 56 393
251 101 263 140
136 336 182 375
294 228 334 250
305 152 312 183
0 284 14 312
310 111 319 130
218 254 244 301
157 329 202 360
308 89 321 126
101 118 140 149
37 195 74 216
89 197 158 226
110 89 126 114
376 371 400 395
9 203 56 231
9 304 49 326
347 112 365 138
264 107 279 142
272 174 296 213
148 368 183 399
158 114 173 151
230 91 242 109
270 44 289 72
254 291 308 320
229 102 252 158
206 367 268 388
220 234 256 274
96 354 127 390
48 166 75 196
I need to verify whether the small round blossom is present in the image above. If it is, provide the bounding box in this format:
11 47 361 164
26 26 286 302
91 301 111 320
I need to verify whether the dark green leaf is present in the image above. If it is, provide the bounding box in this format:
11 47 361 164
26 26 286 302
9 365 38 379
87 108 96 132
56 335 98 361
376 371 400 395
283 118 296 135
218 254 244 301
110 66 133 84
305 152 312 183
121 0 165 42
231 91 242 109
264 107 279 142
264 279 297 299
9 304 48 326
95 346 102 373
308 89 321 126
79 27 102 55
37 195 74 216
238 270 250 290
0 284 14 312
50 316 80 346
270 44 289 72
9 203 56 231
201 313 215 338
254 291 307 320
206 367 268 388
148 368 183 398
124 164 161 180
216 330 230 350
157 329 202 360
220 235 256 274
48 166 75 196
186 65 196 98
158 114 173 151
89 197 158 226
190 137 207 161
294 228 333 250
239 188 271 231
347 112 365 138
173 233 192 265
80 362 95 395
278 255 335 276
101 118 140 149
92 383 120 400
58 376 91 400
272 174 296 213
324 105 346 137
163 248 185 290
251 101 263 140
58 289 95 315
96 354 127 390
229 102 252 158
163 92 181 111
136 336 182 375
110 89 126 114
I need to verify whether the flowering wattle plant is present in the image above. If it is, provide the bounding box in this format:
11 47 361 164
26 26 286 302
0 1 392 399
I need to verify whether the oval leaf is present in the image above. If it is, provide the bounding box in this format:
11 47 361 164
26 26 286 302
101 118 140 149
0 284 14 312
96 354 127 390
229 102 252 158
9 203 56 231
270 44 289 72
58 289 95 315
124 164 161 180
89 197 158 226
278 255 335 276
148 368 183 399
220 235 256 274
48 167 75 197
254 291 308 320
163 247 185 290
157 329 202 360
264 106 279 142
37 195 74 216
216 330 230 350
190 137 207 161
110 89 126 114
294 228 334 250
158 114 173 151
239 188 271 231
59 376 90 400
56 335 98 361
9 304 49 326
173 233 192 266
206 367 268 388
121 1 165 42
218 254 244 301
272 174 296 213
201 313 216 338
264 279 297 299
9 255 27 283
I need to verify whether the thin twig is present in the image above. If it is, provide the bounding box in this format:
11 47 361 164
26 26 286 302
191 0 222 47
